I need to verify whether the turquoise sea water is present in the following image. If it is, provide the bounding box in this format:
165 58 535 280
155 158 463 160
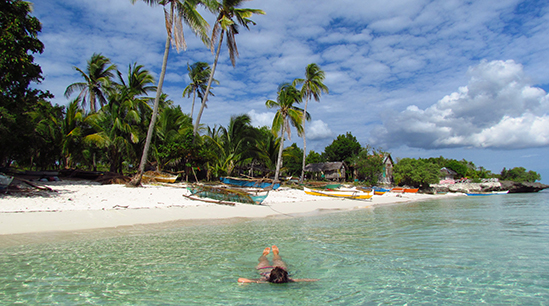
1 192 548 305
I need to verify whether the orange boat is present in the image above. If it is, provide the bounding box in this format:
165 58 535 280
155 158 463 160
404 188 419 193
391 187 405 193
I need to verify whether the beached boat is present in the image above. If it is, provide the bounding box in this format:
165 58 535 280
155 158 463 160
303 182 341 190
357 186 387 195
467 190 509 196
303 187 372 200
0 173 13 193
220 177 280 190
466 192 492 196
143 171 178 183
404 188 419 193
391 187 405 193
187 185 268 205
492 190 509 194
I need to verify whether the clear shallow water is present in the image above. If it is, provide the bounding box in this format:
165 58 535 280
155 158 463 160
1 192 548 305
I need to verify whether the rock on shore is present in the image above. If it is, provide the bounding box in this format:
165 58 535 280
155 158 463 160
430 181 549 193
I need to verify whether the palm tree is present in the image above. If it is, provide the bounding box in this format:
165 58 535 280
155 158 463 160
293 63 328 184
129 0 210 186
193 0 265 137
84 63 156 173
61 99 85 168
265 83 308 183
203 114 257 176
183 61 218 121
64 53 117 113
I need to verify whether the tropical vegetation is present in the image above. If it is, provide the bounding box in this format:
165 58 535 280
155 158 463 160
0 0 542 188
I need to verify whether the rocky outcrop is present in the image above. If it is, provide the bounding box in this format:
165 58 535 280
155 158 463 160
430 181 549 193
493 181 549 193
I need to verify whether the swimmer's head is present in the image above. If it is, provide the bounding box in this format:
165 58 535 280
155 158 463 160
267 266 289 283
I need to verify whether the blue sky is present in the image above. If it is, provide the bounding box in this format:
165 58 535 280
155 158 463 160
31 0 549 182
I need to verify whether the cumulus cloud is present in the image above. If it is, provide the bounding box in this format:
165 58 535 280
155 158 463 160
307 120 334 140
248 110 274 128
371 60 549 149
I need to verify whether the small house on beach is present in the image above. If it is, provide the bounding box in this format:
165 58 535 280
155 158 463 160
439 167 457 184
304 162 346 181
378 154 394 185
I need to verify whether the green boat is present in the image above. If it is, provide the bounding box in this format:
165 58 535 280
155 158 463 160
187 185 268 205
302 182 341 190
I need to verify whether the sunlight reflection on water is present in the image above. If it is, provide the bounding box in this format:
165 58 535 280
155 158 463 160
1 192 548 305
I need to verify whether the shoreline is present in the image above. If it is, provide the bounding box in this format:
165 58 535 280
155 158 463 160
0 180 462 236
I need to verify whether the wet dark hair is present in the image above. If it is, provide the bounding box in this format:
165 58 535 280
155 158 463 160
267 266 289 283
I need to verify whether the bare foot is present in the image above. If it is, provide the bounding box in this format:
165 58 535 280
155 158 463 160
262 247 270 256
272 245 279 255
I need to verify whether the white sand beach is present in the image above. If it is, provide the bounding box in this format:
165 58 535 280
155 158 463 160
0 180 463 235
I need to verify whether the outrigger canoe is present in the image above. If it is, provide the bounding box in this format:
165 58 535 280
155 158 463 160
304 187 372 200
220 177 280 190
187 185 268 205
0 173 13 193
143 171 178 183
466 191 509 196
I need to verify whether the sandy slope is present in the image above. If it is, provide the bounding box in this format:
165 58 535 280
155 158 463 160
0 180 462 235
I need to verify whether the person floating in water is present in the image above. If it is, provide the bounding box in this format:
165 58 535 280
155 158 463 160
238 245 319 283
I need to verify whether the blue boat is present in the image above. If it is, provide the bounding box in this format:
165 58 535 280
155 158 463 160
220 177 280 190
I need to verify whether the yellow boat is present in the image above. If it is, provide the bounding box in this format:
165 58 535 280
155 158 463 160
303 187 372 200
143 171 178 183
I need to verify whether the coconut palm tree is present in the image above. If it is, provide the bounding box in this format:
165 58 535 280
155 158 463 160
129 0 210 186
203 113 257 177
193 0 265 137
61 99 85 168
64 53 117 113
293 63 328 184
265 83 308 183
182 61 218 121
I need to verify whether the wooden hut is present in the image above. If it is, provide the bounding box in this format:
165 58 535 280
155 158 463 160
439 167 457 184
304 162 346 181
378 154 394 185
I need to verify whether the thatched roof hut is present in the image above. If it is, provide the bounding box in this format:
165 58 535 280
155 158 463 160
304 162 346 181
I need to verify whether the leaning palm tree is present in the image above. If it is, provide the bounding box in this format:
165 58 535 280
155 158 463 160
293 63 329 184
265 83 308 183
129 0 210 186
182 61 218 121
64 53 117 113
193 0 265 137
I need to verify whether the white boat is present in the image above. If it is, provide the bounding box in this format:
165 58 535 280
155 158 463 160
492 190 509 194
303 187 372 200
0 173 13 193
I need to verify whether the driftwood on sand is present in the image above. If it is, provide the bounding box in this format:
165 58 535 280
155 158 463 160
18 178 56 192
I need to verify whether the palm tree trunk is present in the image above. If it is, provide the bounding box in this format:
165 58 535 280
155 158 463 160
299 96 310 184
193 30 224 138
273 118 286 183
90 91 96 113
190 89 197 121
128 36 170 187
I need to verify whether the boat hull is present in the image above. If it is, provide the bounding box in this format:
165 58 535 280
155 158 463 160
188 186 268 205
304 187 372 199
220 177 280 190
0 173 13 193
143 171 178 183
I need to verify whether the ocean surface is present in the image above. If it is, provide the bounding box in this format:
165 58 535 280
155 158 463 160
1 191 548 305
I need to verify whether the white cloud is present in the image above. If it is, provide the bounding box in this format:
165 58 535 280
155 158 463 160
248 110 274 128
371 60 549 149
307 120 333 140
